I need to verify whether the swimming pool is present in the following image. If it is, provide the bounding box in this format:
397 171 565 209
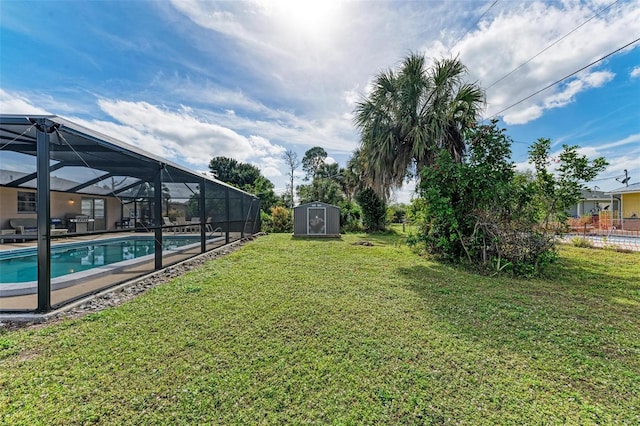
0 236 209 294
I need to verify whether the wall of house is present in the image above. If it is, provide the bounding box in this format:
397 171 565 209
622 193 640 218
0 187 124 231
0 187 32 229
55 193 82 220
0 187 86 229
106 197 123 230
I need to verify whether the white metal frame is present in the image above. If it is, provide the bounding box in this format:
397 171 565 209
307 206 326 235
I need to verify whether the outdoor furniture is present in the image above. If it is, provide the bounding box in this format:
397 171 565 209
0 229 16 243
115 218 131 229
175 217 188 232
9 218 38 234
186 218 200 233
163 217 178 233
9 218 67 234
69 215 94 233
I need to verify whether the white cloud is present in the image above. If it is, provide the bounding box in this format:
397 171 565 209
445 0 640 125
4 1 638 198
0 89 52 115
58 99 286 180
543 71 615 109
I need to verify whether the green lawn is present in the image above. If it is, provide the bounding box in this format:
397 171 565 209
1 231 639 424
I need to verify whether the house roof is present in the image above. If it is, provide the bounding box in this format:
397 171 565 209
579 189 609 200
0 114 256 199
605 182 640 195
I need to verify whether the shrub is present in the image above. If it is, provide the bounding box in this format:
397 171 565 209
571 236 593 248
268 206 292 233
411 120 604 277
355 188 386 232
260 210 272 232
339 201 363 233
386 204 407 224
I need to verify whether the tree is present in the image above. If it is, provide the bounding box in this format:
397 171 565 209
315 162 339 180
297 147 350 205
355 187 387 232
297 178 345 206
282 149 300 208
302 146 327 180
251 175 278 213
353 53 484 198
208 157 261 188
528 138 608 230
208 156 276 213
412 120 607 276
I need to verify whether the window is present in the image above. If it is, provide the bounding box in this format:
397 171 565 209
17 191 37 213
81 198 106 231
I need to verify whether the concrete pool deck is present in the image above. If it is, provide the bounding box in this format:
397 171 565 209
0 235 254 324
0 230 240 312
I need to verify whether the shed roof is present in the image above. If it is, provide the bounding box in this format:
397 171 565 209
295 201 339 209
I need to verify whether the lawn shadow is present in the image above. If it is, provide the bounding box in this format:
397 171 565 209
396 255 640 364
289 236 343 242
352 231 407 246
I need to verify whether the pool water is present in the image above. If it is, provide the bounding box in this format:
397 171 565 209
0 236 200 283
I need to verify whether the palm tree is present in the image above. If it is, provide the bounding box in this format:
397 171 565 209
353 53 484 197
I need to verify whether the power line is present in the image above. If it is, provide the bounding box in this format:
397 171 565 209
450 0 499 53
486 0 622 90
487 37 640 120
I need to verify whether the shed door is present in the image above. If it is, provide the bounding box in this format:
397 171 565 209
307 207 326 235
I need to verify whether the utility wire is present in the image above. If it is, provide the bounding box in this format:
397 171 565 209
487 37 640 120
486 0 622 90
450 0 499 53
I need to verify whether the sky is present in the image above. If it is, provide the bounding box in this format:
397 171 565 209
1 0 639 203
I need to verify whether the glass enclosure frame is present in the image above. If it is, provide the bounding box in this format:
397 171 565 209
0 115 260 313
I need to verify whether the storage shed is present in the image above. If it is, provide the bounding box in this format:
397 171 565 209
293 201 340 237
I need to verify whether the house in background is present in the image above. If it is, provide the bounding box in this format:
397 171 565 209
605 182 640 231
568 189 612 218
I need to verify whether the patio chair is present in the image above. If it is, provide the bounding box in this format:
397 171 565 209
186 217 200 233
205 217 214 233
174 217 188 233
163 217 177 233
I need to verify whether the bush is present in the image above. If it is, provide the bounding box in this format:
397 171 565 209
268 206 292 233
260 210 272 232
571 236 593 248
339 201 363 233
412 121 570 277
355 188 386 232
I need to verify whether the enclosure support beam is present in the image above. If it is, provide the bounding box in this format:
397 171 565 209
225 187 230 245
240 195 245 239
254 198 261 234
153 169 163 270
34 119 56 313
199 178 206 253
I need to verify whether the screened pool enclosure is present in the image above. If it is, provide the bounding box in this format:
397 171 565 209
0 115 260 313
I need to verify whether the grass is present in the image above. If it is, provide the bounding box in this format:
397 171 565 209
1 229 639 424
